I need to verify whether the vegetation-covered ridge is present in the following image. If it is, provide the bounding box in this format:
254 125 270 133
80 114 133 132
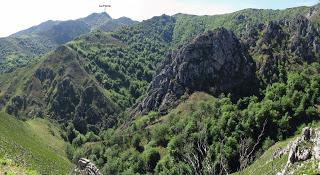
0 12 136 73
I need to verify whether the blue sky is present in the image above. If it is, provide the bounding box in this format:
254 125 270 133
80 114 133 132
0 0 318 37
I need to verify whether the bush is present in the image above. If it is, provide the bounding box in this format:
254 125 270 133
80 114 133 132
66 144 75 160
85 132 100 142
262 137 275 151
72 134 87 147
143 148 161 172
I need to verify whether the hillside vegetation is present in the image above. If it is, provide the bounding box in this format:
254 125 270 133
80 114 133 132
0 112 72 174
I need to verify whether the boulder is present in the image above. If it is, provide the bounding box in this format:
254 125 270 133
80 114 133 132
301 127 311 141
75 158 102 175
314 129 320 160
297 149 311 161
279 127 320 174
288 139 299 164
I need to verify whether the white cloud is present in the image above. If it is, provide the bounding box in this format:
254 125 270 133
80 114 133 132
0 0 235 37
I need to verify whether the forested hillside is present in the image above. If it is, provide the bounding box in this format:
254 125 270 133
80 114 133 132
0 3 320 175
0 12 136 73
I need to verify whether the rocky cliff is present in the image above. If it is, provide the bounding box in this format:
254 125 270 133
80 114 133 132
242 15 320 84
134 28 256 115
273 127 320 174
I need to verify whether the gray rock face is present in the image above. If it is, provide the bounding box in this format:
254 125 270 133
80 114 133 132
134 28 256 115
278 127 320 174
302 127 311 141
242 15 320 84
314 129 320 160
288 15 320 63
75 158 102 175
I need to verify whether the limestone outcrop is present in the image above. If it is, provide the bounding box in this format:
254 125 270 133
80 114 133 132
275 127 320 174
134 28 256 116
74 158 102 175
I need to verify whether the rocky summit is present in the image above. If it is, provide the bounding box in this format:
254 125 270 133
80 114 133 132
242 15 320 84
134 28 256 115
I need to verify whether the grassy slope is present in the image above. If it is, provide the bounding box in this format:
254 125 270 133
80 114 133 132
0 157 37 175
231 138 292 175
0 112 72 175
232 121 320 175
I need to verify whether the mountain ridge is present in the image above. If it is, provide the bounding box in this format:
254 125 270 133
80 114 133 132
0 12 137 73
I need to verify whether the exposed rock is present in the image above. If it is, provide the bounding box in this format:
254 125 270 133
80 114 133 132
289 15 320 63
288 139 299 164
134 28 256 115
277 127 320 174
297 148 311 161
272 147 288 160
242 15 320 84
305 6 319 19
314 129 320 160
74 158 102 175
302 127 311 141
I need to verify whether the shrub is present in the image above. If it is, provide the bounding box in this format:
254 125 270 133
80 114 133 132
143 148 161 172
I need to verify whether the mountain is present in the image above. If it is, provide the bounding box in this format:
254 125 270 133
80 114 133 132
0 14 176 133
1 3 320 175
0 12 137 73
134 28 256 116
3 45 120 134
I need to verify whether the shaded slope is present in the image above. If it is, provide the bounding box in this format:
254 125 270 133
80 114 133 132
2 45 120 134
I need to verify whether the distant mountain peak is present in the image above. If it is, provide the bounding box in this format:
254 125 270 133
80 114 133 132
81 12 112 24
85 12 112 19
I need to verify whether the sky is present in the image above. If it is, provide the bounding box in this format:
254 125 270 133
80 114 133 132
0 0 318 37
